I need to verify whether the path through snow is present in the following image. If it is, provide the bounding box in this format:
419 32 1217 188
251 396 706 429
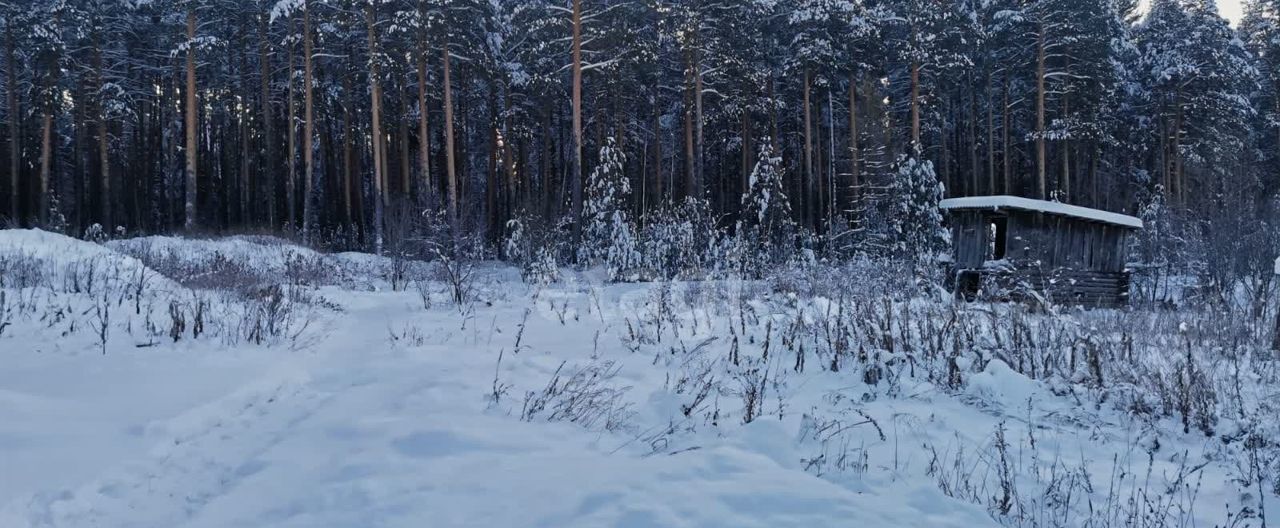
2 284 996 528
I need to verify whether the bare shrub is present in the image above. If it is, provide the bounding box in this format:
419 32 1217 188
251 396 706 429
520 360 635 432
798 409 883 477
733 355 771 424
167 299 186 342
90 290 110 354
0 252 46 290
430 247 476 308
412 272 434 310
387 321 429 348
240 286 293 345
283 251 336 288
0 290 10 337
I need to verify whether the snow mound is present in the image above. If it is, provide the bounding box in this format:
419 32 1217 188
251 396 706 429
965 359 1043 409
1 229 139 269
108 235 323 278
0 229 178 290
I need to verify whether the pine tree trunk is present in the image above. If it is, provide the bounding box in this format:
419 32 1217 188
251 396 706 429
72 84 85 231
39 110 51 224
302 0 315 241
1162 105 1172 202
237 24 251 228
1002 73 1011 195
683 77 694 199
6 23 17 223
286 22 297 232
910 61 920 148
541 107 552 220
367 2 385 254
184 8 198 230
653 93 662 203
1087 147 1098 208
442 45 458 230
457 69 470 216
803 68 813 230
399 99 410 197
1060 90 1069 201
768 74 779 152
259 13 276 229
693 40 704 200
37 16 61 226
570 0 584 247
416 14 431 200
1035 22 1047 200
95 37 110 229
741 110 751 200
486 87 498 239
940 97 951 193
341 59 354 225
1174 88 1184 206
986 69 995 196
968 86 978 197
502 84 516 224
848 73 860 209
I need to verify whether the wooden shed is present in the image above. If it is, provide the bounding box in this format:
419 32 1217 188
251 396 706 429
940 195 1144 307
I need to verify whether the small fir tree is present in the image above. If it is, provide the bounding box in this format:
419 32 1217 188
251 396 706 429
579 138 639 281
889 148 950 272
736 142 795 277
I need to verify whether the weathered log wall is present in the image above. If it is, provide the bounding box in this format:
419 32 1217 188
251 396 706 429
947 208 1135 307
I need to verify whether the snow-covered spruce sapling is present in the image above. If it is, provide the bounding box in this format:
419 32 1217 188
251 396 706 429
526 247 560 286
504 213 563 285
578 138 640 281
735 141 796 279
886 149 949 275
639 198 718 281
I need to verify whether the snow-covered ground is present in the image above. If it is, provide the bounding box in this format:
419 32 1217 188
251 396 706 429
1 230 1275 527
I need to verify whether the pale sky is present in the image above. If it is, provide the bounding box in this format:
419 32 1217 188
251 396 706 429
1140 0 1245 25
1219 0 1244 25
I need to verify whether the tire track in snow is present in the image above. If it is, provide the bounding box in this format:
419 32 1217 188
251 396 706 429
1 371 333 528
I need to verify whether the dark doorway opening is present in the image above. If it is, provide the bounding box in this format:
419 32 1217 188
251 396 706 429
987 217 1008 261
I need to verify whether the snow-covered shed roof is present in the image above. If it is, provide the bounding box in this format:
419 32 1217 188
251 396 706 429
939 195 1143 230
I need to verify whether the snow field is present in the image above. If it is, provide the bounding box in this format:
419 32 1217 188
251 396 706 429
1 230 1276 527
